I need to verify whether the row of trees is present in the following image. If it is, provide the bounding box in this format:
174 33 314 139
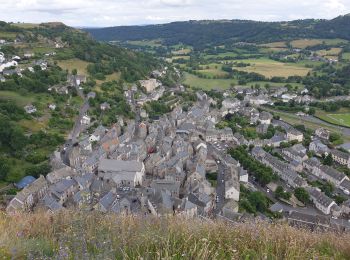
229 146 277 186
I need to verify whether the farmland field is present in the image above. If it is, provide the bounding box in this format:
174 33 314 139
172 48 192 55
194 63 229 77
290 38 348 48
183 72 236 90
316 48 342 57
234 58 311 78
342 52 350 60
290 39 323 48
260 41 287 48
12 23 40 29
204 52 239 59
126 39 162 47
0 31 17 40
171 55 191 61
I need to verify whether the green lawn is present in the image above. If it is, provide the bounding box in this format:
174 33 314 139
183 72 236 90
316 110 350 128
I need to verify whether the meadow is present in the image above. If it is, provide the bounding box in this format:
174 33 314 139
1 211 350 259
290 38 348 49
235 58 311 78
183 72 236 90
57 58 91 75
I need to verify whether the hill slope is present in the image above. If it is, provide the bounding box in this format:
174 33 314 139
0 22 159 186
84 15 350 48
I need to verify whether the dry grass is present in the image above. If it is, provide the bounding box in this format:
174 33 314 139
317 48 342 57
260 41 287 48
57 58 91 75
0 211 350 259
235 59 311 78
290 39 323 48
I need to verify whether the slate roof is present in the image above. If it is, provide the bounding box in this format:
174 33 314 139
98 159 143 173
15 176 36 189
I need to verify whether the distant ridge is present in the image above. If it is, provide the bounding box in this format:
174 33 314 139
84 15 350 49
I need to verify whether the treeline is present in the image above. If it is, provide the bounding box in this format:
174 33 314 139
311 99 350 112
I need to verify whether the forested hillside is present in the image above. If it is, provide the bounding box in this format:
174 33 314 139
85 14 350 48
0 21 158 187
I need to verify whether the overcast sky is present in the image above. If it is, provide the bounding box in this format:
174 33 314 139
0 0 350 27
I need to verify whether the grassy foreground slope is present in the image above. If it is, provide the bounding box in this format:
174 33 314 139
1 212 350 259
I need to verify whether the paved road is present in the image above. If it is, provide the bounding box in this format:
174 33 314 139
206 143 226 215
215 162 226 214
61 87 90 165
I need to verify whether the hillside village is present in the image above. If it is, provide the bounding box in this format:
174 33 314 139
2 23 350 233
3 57 350 231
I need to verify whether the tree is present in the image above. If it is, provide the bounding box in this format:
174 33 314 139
307 107 316 115
248 192 268 213
329 133 341 143
323 154 333 166
275 186 291 200
0 157 9 181
321 182 334 197
294 187 309 204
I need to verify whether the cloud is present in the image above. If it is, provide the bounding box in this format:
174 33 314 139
0 0 349 26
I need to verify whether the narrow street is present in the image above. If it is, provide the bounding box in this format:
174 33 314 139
61 85 90 165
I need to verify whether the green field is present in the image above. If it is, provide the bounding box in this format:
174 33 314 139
204 52 239 59
235 58 311 78
342 52 350 60
0 91 36 106
126 39 163 47
260 41 287 48
194 63 229 77
183 72 236 90
290 38 348 48
316 110 350 128
0 31 17 40
12 23 40 29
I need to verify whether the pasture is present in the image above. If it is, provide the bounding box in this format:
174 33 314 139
290 38 348 48
234 58 311 78
195 63 229 77
183 72 236 90
260 41 287 48
342 52 350 60
316 48 342 57
172 48 192 55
